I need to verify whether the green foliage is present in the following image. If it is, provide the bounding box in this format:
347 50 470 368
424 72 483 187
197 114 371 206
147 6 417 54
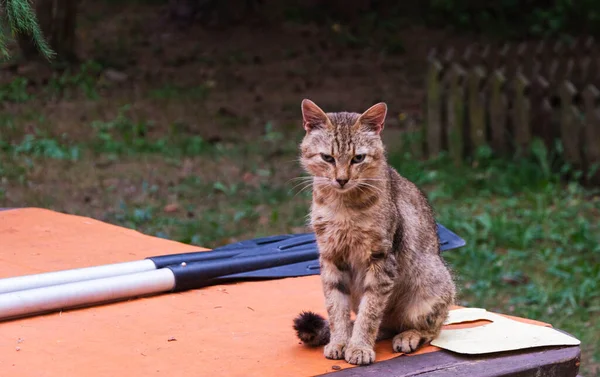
89 106 210 157
0 77 30 102
9 134 80 160
0 60 103 102
1 0 54 60
47 61 103 99
426 0 600 38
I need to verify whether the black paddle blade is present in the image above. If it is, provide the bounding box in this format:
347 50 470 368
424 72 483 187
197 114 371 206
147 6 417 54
212 223 465 281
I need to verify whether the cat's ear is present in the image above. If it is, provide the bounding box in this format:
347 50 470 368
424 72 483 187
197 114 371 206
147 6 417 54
358 102 387 134
301 99 329 132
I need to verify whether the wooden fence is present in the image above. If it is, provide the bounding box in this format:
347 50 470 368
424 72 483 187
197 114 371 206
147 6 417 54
422 36 600 184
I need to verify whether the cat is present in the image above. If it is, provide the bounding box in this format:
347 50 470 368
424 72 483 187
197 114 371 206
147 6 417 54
292 99 456 366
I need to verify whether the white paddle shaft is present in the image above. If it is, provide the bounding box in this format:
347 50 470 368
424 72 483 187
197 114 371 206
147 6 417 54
0 268 175 321
0 259 157 294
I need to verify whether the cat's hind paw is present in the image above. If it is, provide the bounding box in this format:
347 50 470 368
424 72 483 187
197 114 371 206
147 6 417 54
392 329 429 353
324 342 346 360
344 344 375 365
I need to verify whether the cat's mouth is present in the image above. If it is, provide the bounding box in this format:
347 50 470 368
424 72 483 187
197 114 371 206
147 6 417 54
331 181 355 192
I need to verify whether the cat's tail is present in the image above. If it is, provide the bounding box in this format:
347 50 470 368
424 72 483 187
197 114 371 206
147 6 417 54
293 311 330 347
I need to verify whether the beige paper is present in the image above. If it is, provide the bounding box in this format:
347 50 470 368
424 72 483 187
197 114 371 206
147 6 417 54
431 308 580 354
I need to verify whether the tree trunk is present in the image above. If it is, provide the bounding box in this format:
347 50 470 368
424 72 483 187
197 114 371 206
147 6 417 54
18 0 78 64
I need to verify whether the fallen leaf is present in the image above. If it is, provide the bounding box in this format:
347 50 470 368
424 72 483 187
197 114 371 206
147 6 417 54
242 172 256 183
502 273 529 286
104 69 128 82
164 203 179 213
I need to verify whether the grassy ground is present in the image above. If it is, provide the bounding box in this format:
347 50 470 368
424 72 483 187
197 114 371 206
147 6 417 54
1 1 599 375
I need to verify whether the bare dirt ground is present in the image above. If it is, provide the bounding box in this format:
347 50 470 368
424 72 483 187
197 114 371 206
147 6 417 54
1 1 465 242
4 1 468 138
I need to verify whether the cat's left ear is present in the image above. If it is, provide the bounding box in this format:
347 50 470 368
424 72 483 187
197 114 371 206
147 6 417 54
358 102 387 134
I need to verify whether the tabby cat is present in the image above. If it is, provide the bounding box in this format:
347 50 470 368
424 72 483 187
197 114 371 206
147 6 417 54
293 99 456 366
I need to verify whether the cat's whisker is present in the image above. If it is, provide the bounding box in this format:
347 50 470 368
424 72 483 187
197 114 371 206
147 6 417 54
357 182 384 195
355 185 368 196
292 187 306 199
355 179 383 186
289 177 330 196
287 175 313 181
356 180 384 188
353 180 387 188
286 178 313 184
292 183 316 198
288 177 312 184
355 178 387 182
287 176 323 187
289 180 315 192
283 158 304 165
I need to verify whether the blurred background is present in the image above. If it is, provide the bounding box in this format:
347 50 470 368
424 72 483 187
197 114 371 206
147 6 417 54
0 0 599 375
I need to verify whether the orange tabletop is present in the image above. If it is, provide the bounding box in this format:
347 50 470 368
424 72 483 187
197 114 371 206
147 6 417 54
0 208 550 377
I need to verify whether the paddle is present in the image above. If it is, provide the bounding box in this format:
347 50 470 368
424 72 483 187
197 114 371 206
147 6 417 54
0 224 465 321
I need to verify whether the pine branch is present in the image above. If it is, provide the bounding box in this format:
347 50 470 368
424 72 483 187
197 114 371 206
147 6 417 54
1 0 55 60
0 16 10 60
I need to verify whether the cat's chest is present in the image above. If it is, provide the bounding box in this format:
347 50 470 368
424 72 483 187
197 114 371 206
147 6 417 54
311 207 382 257
312 207 377 233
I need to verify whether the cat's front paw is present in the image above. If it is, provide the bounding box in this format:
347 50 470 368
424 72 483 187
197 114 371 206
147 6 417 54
324 342 346 360
392 329 427 353
344 343 375 365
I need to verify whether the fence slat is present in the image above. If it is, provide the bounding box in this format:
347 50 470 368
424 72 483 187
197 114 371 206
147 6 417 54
468 66 487 152
489 71 507 154
513 72 531 154
426 59 444 158
559 81 583 166
530 75 555 150
576 57 592 88
583 85 600 183
446 64 467 164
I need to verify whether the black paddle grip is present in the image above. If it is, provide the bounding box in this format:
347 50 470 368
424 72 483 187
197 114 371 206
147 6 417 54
167 248 319 292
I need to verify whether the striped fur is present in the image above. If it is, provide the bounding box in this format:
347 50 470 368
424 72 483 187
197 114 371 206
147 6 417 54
294 99 456 366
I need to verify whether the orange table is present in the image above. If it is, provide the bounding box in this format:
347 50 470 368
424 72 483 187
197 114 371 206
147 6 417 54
0 208 581 376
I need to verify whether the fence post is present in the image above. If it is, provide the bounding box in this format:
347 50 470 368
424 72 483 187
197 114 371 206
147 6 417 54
583 85 600 184
489 71 508 154
530 75 554 150
426 58 444 158
468 66 487 153
446 64 467 165
559 80 583 167
513 72 531 155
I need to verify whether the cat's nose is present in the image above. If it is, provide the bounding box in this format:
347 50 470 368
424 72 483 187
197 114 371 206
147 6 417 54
336 179 349 188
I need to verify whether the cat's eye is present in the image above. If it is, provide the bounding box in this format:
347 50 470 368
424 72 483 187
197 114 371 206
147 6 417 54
321 153 335 163
351 154 366 164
